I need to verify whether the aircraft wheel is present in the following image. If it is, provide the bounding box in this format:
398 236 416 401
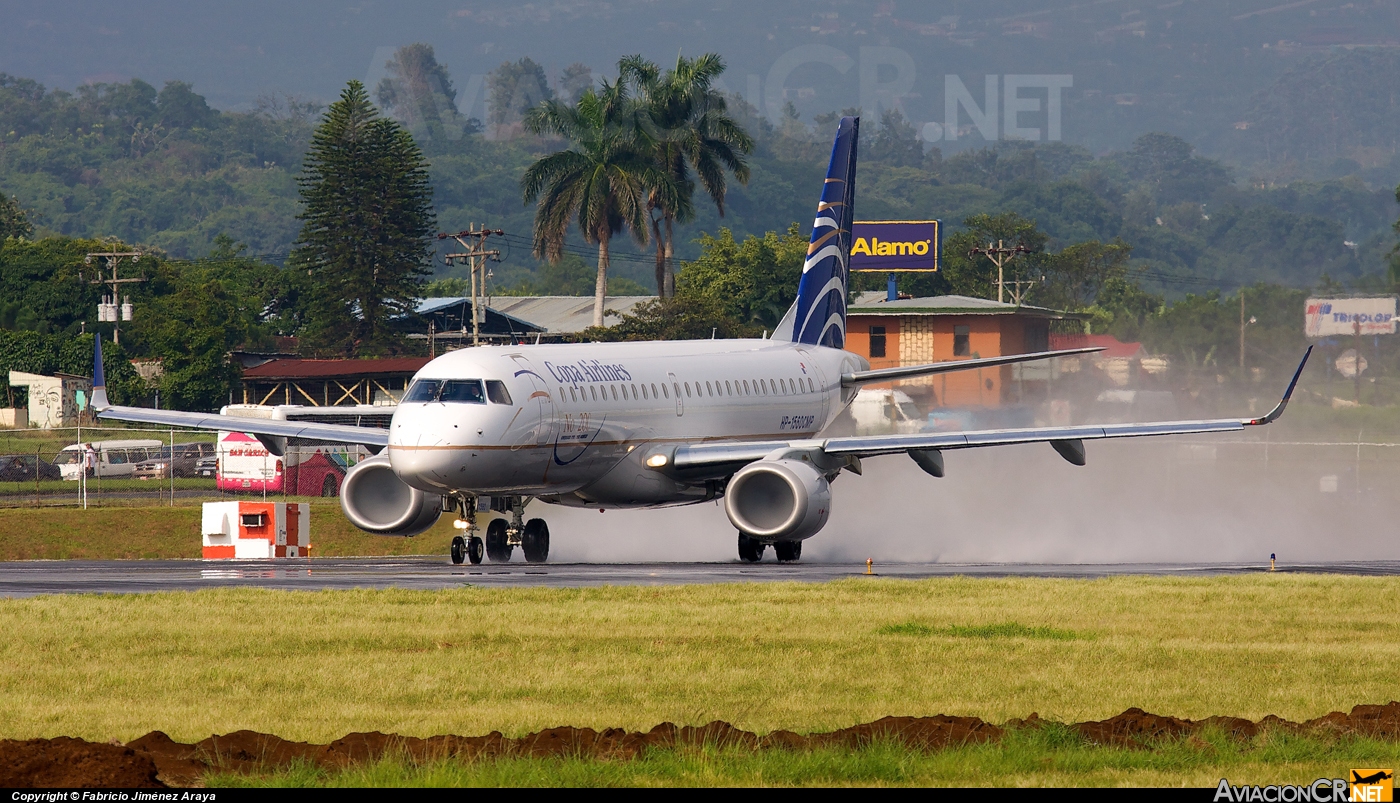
485 519 512 563
467 536 484 565
774 540 802 562
450 535 467 565
737 533 766 563
522 518 550 563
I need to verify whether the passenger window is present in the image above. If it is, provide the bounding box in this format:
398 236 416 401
589 386 597 401
632 383 639 398
743 380 750 395
611 385 618 401
725 380 732 395
621 385 628 400
107 449 127 465
808 378 815 392
662 384 670 399
439 380 486 404
652 383 659 398
642 384 649 399
570 387 578 402
404 379 443 402
684 382 692 397
485 380 513 405
706 381 713 396
559 387 567 403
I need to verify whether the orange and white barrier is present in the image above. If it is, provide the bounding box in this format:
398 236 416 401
201 501 310 559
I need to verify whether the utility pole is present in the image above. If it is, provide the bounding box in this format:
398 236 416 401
968 240 1032 304
85 251 145 345
438 225 503 347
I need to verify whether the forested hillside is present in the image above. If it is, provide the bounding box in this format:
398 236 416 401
1 63 1395 297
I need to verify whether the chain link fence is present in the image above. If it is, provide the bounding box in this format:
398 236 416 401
0 425 353 509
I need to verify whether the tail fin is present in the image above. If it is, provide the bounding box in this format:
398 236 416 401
773 116 859 347
90 334 110 411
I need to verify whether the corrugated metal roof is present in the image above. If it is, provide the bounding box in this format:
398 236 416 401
849 292 1072 318
242 358 430 380
418 295 655 333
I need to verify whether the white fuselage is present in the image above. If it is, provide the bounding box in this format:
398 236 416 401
387 339 868 508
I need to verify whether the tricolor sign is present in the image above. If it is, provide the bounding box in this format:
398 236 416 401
1305 297 1397 338
849 220 941 272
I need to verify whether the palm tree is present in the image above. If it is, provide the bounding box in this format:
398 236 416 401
522 83 672 326
620 54 754 298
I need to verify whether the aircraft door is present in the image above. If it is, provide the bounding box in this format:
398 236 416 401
796 348 831 426
508 355 556 447
667 372 683 416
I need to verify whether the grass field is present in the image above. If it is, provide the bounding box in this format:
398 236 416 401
0 503 457 559
1 576 1397 748
206 731 1400 787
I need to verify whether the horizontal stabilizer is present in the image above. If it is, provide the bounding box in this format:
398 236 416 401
841 347 1104 387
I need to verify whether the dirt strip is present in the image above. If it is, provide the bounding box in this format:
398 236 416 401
4 702 1399 788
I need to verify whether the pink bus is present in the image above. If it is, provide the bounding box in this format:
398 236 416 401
216 405 391 496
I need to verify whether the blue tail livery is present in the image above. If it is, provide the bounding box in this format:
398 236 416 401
775 116 859 347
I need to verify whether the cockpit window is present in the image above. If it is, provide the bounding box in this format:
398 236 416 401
485 380 513 405
438 380 486 403
403 379 487 403
404 379 442 402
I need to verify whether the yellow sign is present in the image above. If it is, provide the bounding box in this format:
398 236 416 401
851 237 931 257
1351 770 1394 802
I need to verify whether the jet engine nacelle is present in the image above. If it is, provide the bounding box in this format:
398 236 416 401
340 455 442 536
723 458 832 541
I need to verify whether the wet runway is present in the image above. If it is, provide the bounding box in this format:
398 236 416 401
2 556 1399 596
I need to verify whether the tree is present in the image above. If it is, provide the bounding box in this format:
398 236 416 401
156 81 215 129
291 81 435 356
559 63 594 103
521 82 666 326
488 58 554 137
620 53 753 297
580 295 757 342
0 196 32 240
1040 238 1133 311
376 44 463 139
868 108 923 168
677 224 806 328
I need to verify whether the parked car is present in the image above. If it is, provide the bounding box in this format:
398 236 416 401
132 442 217 480
0 454 62 482
194 454 218 478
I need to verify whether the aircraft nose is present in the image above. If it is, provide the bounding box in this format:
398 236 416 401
388 407 459 490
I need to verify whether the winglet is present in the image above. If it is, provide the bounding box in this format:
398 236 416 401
90 334 110 411
1245 345 1311 426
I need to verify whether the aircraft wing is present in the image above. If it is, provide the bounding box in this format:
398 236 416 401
95 405 390 449
665 346 1311 476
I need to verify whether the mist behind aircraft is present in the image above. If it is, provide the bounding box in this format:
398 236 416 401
544 432 1400 564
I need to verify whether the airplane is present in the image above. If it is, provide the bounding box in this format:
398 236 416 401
1353 771 1393 785
91 116 1312 565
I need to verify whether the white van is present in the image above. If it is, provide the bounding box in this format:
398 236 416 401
54 439 165 481
848 389 925 435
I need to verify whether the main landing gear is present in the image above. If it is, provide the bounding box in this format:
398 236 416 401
738 534 803 563
450 496 549 564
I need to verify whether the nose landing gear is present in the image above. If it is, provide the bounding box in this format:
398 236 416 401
448 495 485 565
